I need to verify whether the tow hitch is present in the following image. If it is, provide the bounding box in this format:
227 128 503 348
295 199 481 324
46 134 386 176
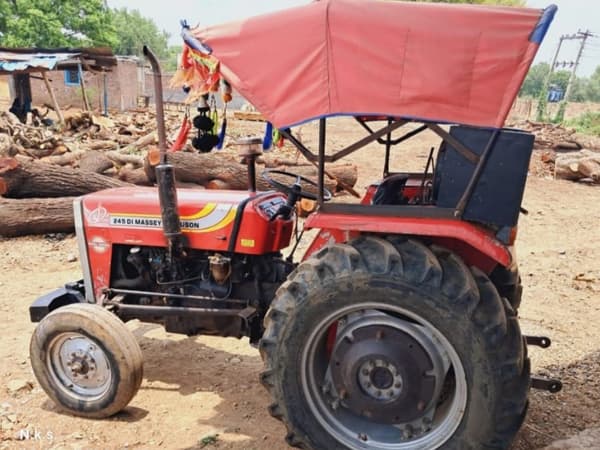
525 335 563 393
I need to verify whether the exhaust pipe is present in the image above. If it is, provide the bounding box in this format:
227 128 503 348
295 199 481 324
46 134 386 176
143 46 185 262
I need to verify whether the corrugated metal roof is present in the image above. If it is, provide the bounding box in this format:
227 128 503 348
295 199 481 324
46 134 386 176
0 52 77 72
0 47 116 73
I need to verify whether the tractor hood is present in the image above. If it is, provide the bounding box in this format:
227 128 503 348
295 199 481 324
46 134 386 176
78 187 293 256
82 187 245 231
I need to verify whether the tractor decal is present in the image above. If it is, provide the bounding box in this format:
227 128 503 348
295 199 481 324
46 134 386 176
108 203 236 233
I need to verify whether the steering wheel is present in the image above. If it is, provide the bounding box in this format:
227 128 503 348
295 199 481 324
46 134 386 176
262 169 332 201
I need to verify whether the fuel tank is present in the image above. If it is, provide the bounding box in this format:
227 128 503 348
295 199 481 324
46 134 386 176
79 187 293 255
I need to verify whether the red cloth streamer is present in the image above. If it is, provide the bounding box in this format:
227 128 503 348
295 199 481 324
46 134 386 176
169 115 192 152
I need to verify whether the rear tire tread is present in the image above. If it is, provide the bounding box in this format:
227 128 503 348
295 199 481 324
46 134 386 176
260 236 529 449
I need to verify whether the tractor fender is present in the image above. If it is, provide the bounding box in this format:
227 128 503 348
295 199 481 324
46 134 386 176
29 281 87 323
303 213 511 274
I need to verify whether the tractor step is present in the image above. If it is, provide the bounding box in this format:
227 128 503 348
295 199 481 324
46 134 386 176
531 376 562 393
525 335 552 348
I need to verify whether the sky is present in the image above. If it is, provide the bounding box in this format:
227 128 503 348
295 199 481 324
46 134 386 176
108 0 600 77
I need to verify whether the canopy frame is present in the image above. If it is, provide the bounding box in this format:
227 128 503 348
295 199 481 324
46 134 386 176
280 116 501 220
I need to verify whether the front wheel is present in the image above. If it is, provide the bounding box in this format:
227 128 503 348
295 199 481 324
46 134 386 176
260 236 529 449
30 303 143 418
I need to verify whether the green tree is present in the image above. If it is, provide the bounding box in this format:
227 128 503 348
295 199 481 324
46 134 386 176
519 63 572 98
577 66 600 103
112 8 169 58
162 45 182 72
519 62 550 97
0 0 117 48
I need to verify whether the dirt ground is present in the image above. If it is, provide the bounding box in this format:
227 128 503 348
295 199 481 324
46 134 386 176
1 118 599 449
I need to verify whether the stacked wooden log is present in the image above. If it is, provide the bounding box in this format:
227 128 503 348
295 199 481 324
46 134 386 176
515 120 600 151
554 150 600 184
0 110 359 237
507 120 600 183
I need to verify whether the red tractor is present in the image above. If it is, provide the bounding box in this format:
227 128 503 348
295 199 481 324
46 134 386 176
29 1 560 449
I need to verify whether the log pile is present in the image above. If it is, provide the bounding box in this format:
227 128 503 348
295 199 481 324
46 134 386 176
0 109 359 237
507 120 600 183
554 150 600 184
513 120 600 151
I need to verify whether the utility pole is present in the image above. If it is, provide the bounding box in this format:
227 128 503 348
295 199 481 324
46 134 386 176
543 35 564 89
537 35 564 121
537 30 594 122
563 30 593 101
553 30 594 122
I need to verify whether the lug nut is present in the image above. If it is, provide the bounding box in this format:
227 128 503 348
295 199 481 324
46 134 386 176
358 433 368 442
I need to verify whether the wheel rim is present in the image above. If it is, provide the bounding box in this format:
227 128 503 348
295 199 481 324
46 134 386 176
301 302 467 450
47 332 112 401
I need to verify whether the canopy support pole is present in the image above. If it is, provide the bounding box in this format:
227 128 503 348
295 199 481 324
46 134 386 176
383 118 392 177
426 124 479 164
318 118 326 205
40 71 64 125
454 129 501 218
356 118 427 147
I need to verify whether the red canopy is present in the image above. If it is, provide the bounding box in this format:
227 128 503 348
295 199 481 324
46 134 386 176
188 0 555 129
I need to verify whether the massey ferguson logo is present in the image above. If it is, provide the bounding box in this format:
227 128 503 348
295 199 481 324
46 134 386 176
108 204 236 233
110 216 162 227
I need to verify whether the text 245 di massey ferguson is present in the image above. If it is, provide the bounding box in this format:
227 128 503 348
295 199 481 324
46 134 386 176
28 1 561 449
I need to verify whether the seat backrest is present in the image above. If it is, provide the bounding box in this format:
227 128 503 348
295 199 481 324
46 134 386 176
433 126 534 228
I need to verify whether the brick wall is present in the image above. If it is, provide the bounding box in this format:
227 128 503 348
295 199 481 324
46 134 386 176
28 59 140 112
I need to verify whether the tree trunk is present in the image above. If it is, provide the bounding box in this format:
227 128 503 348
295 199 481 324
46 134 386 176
0 197 75 237
0 157 130 198
118 166 152 185
41 151 83 166
555 150 600 183
144 149 357 193
79 150 114 173
106 150 144 168
144 149 238 184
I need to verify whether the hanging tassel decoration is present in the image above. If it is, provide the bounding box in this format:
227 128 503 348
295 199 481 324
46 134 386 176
263 122 273 150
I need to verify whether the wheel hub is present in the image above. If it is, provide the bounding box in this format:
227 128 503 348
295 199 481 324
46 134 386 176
358 359 402 401
328 312 448 425
48 333 111 398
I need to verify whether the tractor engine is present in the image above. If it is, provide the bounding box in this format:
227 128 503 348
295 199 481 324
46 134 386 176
109 243 292 338
76 186 296 342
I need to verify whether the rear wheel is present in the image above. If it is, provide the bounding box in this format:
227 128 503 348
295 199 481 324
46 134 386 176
490 265 523 311
30 303 143 418
260 236 529 449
